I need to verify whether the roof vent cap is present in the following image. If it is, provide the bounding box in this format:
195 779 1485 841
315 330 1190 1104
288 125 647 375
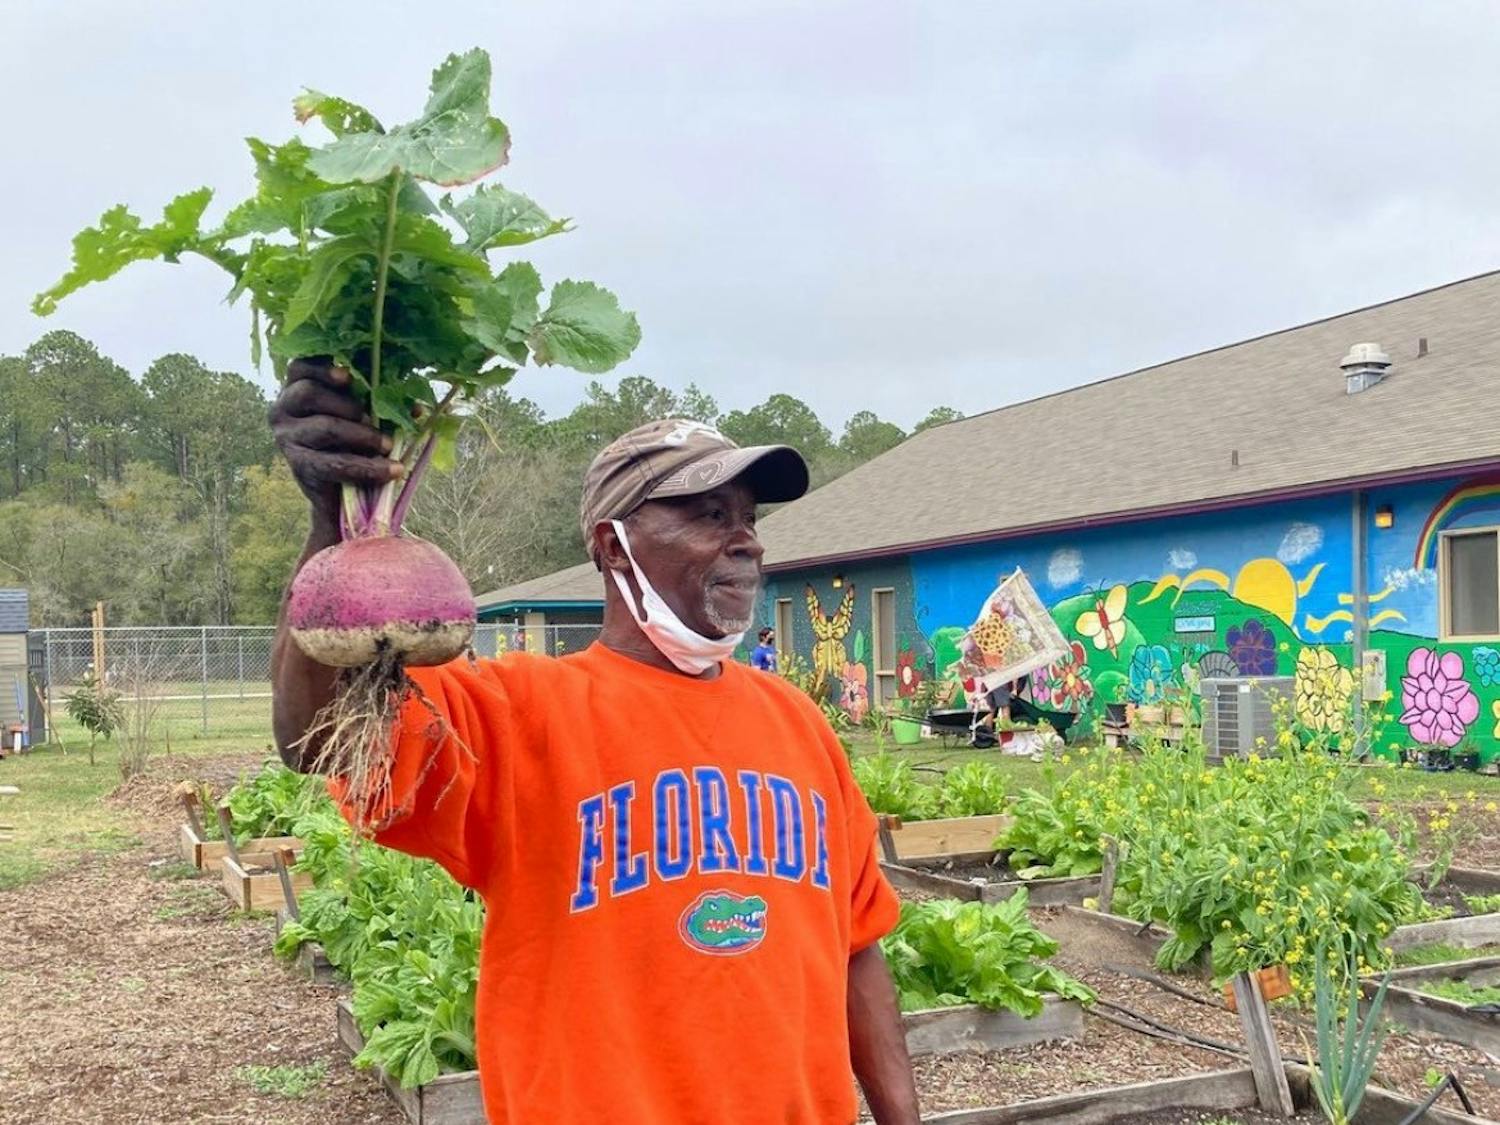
1340 341 1392 395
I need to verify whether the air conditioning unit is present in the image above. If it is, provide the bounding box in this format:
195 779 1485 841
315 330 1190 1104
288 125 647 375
1200 676 1295 759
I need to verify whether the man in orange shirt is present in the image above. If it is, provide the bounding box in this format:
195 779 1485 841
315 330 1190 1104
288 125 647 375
269 359 920 1124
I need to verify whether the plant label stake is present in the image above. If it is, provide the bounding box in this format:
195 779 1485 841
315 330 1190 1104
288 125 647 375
214 802 241 868
273 846 301 921
1098 837 1121 914
1231 970 1295 1117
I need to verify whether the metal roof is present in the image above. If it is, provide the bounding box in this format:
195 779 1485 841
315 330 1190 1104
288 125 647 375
0 589 28 634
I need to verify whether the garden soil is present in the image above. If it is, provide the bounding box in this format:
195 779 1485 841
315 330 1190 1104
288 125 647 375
0 752 400 1125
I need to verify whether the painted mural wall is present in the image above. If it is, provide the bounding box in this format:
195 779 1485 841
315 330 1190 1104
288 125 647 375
763 472 1500 764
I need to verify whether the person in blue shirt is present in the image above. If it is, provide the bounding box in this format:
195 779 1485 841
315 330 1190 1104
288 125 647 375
750 627 778 671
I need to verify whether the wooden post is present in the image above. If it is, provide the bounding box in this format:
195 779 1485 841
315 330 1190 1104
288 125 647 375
1098 837 1120 914
91 602 106 684
214 802 241 867
178 788 205 842
273 846 301 920
1231 970 1295 1116
876 814 901 864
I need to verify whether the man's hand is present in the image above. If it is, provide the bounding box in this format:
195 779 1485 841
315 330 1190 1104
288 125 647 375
267 357 403 530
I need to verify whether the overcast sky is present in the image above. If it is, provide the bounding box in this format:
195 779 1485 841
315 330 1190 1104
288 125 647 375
5 2 1499 432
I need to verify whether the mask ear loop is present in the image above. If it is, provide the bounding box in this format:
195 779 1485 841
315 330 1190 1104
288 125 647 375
609 520 650 623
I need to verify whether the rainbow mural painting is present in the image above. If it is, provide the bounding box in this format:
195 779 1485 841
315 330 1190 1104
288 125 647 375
1413 475 1500 570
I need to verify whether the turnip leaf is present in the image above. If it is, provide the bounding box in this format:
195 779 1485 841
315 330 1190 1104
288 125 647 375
529 280 642 373
32 188 213 315
441 183 570 251
307 50 510 187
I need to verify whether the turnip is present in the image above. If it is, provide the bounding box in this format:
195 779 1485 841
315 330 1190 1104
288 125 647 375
35 49 639 811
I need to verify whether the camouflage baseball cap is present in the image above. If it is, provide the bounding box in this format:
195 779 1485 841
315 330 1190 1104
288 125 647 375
580 419 809 561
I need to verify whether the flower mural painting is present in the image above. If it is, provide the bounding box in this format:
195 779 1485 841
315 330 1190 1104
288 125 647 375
896 650 923 698
1473 646 1500 688
1128 644 1173 705
840 662 870 725
1039 641 1094 710
1294 647 1356 734
1400 648 1480 748
1076 584 1129 657
1226 619 1277 676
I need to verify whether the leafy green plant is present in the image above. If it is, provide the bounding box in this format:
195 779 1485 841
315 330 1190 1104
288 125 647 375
852 752 937 821
235 1061 327 1099
63 670 123 767
998 748 1124 878
1305 943 1389 1125
219 761 332 844
880 891 1094 1017
275 809 483 1086
929 760 1007 819
35 49 637 470
1464 893 1500 916
1418 978 1500 1006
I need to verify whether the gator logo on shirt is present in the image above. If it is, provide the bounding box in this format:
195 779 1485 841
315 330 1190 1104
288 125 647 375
678 891 767 955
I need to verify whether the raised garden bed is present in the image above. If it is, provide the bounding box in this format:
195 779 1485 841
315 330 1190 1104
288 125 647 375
904 995 1083 1056
337 999 484 1125
220 851 312 913
177 822 301 871
1042 868 1500 974
883 855 1099 907
885 813 1011 862
272 908 340 986
1361 954 1500 1056
1391 866 1500 951
336 994 1084 1122
909 1065 1491 1125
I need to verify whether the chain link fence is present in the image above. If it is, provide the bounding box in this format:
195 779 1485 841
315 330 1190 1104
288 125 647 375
34 623 603 743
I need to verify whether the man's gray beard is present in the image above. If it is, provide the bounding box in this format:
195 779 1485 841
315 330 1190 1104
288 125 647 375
704 585 757 636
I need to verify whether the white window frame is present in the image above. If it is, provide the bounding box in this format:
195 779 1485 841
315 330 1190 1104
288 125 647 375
774 598 793 656
871 587 897 705
1438 525 1500 642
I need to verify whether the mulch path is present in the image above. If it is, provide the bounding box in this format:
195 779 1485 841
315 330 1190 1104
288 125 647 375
0 758 399 1125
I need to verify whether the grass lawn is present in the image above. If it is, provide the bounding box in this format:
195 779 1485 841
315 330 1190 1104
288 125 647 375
0 734 271 890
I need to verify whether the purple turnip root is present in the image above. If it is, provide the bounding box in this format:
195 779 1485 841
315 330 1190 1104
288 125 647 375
288 536 475 668
288 439 477 826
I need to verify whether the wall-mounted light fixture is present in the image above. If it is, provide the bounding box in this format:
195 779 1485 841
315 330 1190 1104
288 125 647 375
1374 504 1395 530
831 574 844 589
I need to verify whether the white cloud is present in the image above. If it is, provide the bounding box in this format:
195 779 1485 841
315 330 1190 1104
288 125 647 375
1048 548 1083 588
1382 566 1437 593
1168 548 1197 570
1278 523 1323 564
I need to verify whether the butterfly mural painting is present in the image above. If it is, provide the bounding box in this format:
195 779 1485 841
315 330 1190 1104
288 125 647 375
806 583 856 697
1075 583 1129 658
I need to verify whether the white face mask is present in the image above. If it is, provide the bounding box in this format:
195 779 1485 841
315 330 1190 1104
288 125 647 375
608 520 746 674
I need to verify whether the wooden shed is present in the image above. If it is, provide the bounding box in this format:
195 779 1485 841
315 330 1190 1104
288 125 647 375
0 589 27 746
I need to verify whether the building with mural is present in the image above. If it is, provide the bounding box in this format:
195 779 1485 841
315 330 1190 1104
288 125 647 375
754 272 1500 764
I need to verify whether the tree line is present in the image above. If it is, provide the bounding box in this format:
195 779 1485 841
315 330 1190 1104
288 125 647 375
0 330 961 626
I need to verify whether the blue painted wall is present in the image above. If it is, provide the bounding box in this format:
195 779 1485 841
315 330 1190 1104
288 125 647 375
764 472 1500 762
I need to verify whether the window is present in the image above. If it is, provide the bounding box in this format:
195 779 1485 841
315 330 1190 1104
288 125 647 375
1441 529 1500 639
872 587 896 705
774 598 793 656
